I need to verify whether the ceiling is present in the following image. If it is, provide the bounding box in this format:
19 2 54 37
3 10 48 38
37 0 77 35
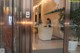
33 0 42 6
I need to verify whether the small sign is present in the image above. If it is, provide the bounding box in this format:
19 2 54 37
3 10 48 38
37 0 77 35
26 11 30 18
8 16 12 25
0 48 5 53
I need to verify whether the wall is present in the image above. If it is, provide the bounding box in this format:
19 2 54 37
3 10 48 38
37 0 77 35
41 0 64 39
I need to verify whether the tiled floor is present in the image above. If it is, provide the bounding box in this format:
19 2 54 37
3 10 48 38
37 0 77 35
32 30 80 53
69 46 80 53
32 34 80 53
32 33 63 50
32 49 63 53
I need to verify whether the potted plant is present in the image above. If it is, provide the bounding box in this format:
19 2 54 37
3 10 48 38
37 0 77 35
68 7 80 50
68 24 78 50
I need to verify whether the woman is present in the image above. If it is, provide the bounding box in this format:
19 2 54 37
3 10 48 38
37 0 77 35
47 18 51 27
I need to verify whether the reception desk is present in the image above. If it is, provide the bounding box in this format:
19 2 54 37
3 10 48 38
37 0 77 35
38 25 53 40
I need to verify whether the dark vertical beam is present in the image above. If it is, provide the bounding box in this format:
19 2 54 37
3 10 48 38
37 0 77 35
12 0 14 53
19 0 22 53
29 0 33 53
64 0 71 53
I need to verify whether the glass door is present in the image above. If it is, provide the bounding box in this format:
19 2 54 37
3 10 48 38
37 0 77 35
0 0 32 53
0 0 13 53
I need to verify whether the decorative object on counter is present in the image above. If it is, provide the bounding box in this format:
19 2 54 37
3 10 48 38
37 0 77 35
38 24 53 40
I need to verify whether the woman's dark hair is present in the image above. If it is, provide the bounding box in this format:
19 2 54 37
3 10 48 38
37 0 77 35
47 18 50 20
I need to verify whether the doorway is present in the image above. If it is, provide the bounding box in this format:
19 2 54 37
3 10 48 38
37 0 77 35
32 0 65 53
